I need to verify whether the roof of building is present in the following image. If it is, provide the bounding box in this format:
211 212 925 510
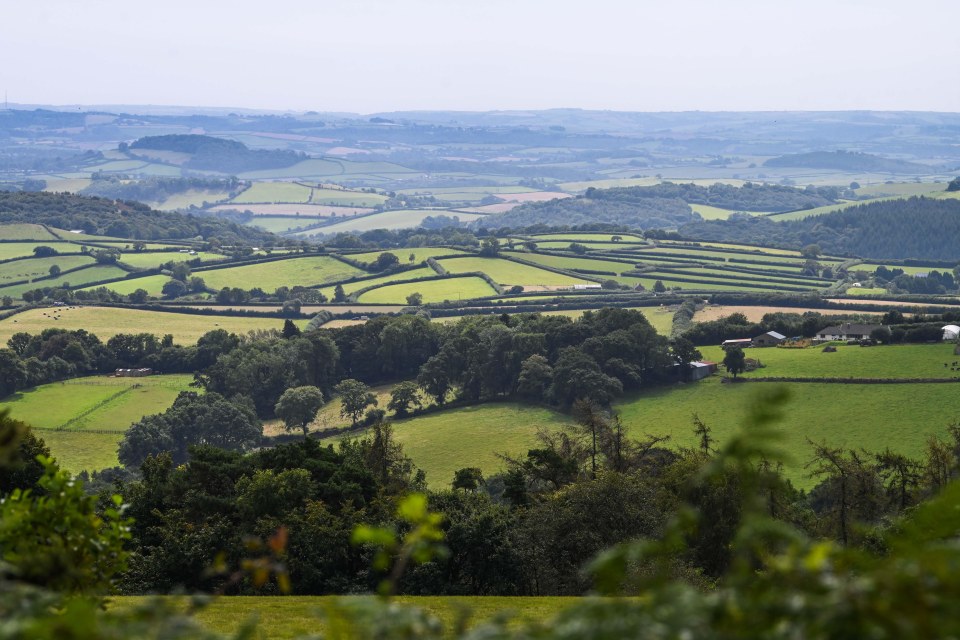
818 323 883 335
760 331 786 340
722 338 753 345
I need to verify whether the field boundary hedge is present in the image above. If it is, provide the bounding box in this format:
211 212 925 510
732 376 960 384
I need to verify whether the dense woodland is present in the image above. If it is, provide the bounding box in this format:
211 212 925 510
130 135 307 173
81 175 244 204
764 150 929 173
0 191 277 244
591 181 842 211
680 196 960 260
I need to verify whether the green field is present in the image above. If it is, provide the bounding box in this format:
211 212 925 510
689 203 766 220
231 182 313 204
504 252 637 274
348 248 467 264
0 242 76 260
357 276 498 303
0 374 194 472
316 267 439 300
845 287 889 296
118 251 226 270
333 403 573 487
110 595 578 639
438 257 592 287
0 223 60 241
614 378 960 487
248 217 319 234
698 343 959 379
527 232 647 242
296 210 484 236
526 241 646 250
0 307 308 344
0 255 94 283
310 187 388 207
0 265 129 297
148 189 233 210
197 257 365 291
84 274 173 296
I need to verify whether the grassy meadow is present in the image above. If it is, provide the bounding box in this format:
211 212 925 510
196 256 364 291
0 265 129 297
438 257 591 287
357 276 497 303
0 307 307 344
0 374 194 472
110 595 579 639
0 223 60 241
0 242 77 260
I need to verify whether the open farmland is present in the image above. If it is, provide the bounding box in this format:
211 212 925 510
148 189 233 210
0 242 77 260
697 343 959 379
117 251 226 270
615 379 960 488
208 203 371 217
438 256 592 287
693 304 876 323
84 274 173 296
0 374 194 472
0 255 94 283
196 256 365 291
0 265 129 297
110 595 578 638
0 306 308 344
504 251 637 273
357 275 498 303
346 247 467 264
297 209 485 235
316 267 439 299
230 182 312 203
0 224 60 241
330 403 573 488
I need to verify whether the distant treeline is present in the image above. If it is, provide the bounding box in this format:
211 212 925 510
82 175 243 204
764 150 928 173
482 182 842 230
0 191 279 245
130 134 306 173
592 181 841 212
680 196 960 261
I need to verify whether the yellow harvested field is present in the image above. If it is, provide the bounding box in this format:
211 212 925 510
0 307 307 344
693 305 877 323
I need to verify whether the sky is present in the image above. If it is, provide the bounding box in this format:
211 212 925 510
2 0 958 113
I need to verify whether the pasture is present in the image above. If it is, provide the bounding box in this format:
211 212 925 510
0 224 60 241
310 187 388 207
347 248 467 264
118 251 225 270
357 276 498 303
0 306 308 344
0 265 129 297
85 274 173 296
692 304 874 323
231 182 313 204
149 189 233 210
504 251 638 273
615 379 960 488
297 210 484 235
316 267 439 300
437 257 592 287
110 595 578 638
845 287 888 296
209 203 371 217
697 343 959 379
0 255 94 284
197 256 365 291
0 242 76 260
330 402 574 488
1 374 194 472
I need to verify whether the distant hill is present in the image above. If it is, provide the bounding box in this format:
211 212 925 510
763 150 928 174
680 196 960 261
130 134 306 173
481 181 841 230
0 190 279 244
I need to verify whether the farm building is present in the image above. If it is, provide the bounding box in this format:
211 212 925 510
752 331 786 347
722 338 753 348
944 325 960 340
115 368 153 377
689 361 718 381
817 323 883 341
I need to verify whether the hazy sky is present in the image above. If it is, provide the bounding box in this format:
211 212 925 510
2 0 958 113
